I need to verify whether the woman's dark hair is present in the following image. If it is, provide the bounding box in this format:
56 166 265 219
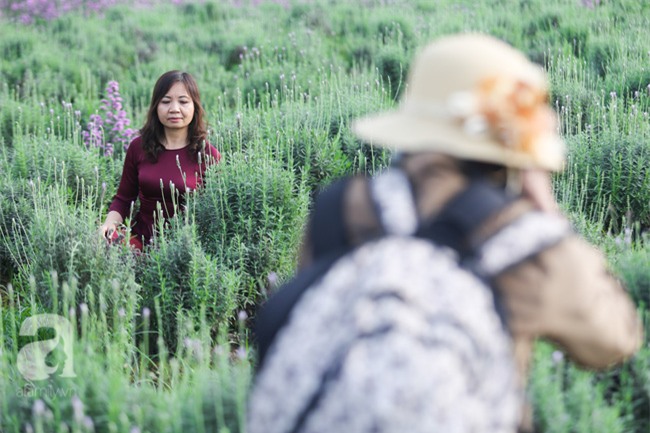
398 152 508 189
458 160 508 188
140 70 208 162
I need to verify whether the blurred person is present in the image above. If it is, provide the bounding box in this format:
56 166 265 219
99 70 221 251
247 34 642 433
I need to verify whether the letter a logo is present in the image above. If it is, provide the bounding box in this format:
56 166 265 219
17 314 77 381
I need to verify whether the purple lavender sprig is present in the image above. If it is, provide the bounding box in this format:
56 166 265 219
0 0 200 25
83 80 137 157
2 0 114 24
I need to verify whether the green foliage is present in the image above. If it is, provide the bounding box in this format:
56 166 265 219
375 17 415 48
530 342 629 433
239 64 286 108
138 218 240 353
0 283 249 433
607 67 650 103
587 38 617 78
563 131 650 232
192 153 308 305
613 241 650 312
0 180 139 313
272 102 388 193
376 46 409 100
8 130 118 208
596 349 650 433
284 128 352 194
0 177 32 284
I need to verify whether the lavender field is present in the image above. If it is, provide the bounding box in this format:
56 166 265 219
1 0 650 432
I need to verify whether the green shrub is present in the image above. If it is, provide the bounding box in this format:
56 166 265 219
285 128 352 194
549 80 599 136
182 1 228 23
288 2 332 34
594 348 650 433
613 242 650 309
192 152 309 305
0 180 139 314
376 46 409 100
1 284 249 433
530 342 628 433
606 68 650 103
526 11 562 35
562 131 650 232
239 66 285 108
0 24 40 90
559 23 589 58
8 130 118 210
346 39 375 69
587 39 617 78
138 219 240 354
0 176 32 285
375 17 415 48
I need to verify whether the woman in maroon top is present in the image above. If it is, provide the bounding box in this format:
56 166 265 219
99 70 221 250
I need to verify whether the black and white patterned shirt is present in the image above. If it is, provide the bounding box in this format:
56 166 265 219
248 236 520 433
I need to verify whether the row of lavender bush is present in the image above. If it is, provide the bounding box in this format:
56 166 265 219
0 0 189 24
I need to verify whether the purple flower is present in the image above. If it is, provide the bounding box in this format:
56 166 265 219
32 399 46 417
83 80 137 156
71 395 84 421
267 271 279 288
3 0 126 24
235 346 247 360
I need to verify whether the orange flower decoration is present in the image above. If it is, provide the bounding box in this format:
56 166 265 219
475 76 556 157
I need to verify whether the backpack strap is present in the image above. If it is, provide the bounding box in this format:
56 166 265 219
369 169 418 236
416 180 515 260
310 177 353 259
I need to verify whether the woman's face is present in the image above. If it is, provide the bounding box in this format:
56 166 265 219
157 82 195 133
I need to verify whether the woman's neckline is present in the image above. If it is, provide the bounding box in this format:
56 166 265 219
163 144 189 151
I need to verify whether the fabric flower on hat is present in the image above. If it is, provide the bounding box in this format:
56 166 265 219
448 76 562 168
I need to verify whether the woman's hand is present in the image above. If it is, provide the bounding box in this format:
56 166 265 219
99 221 118 239
99 211 123 240
521 169 559 214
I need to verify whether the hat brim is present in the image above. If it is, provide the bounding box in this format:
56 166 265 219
352 111 564 171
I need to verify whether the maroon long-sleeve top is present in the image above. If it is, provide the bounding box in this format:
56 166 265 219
108 136 221 244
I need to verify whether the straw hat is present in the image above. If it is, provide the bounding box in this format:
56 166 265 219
352 34 565 171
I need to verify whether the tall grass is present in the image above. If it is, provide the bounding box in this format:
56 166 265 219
1 0 649 431
0 275 251 433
